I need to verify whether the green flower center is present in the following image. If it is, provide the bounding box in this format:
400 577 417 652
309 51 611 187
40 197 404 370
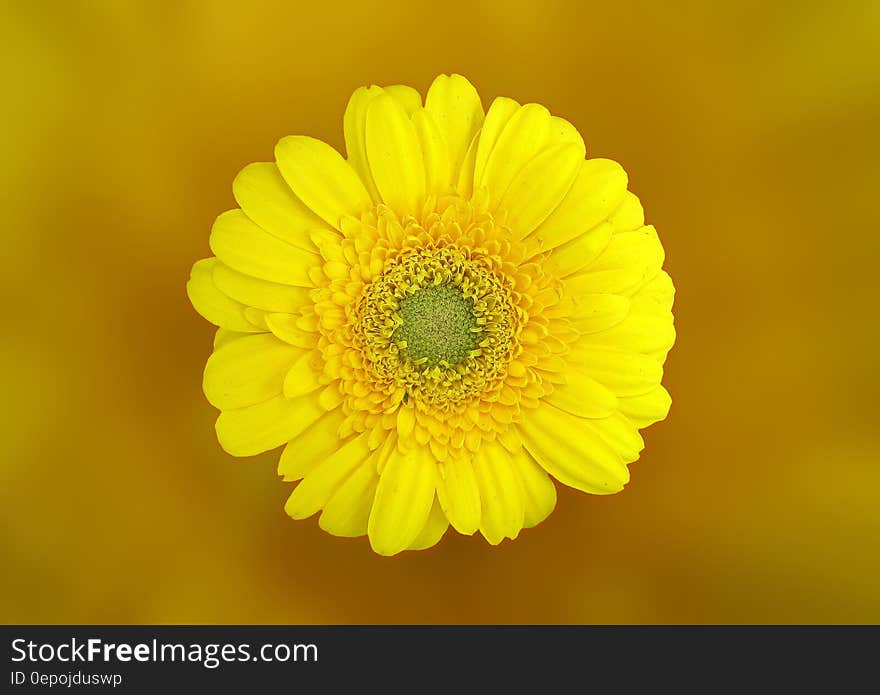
394 285 480 368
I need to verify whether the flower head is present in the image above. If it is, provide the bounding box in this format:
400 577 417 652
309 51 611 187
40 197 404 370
187 74 675 555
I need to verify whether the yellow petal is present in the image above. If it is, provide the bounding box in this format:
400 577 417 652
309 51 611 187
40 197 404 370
547 115 586 151
455 129 481 199
650 344 674 368
278 410 346 481
209 209 316 287
569 293 631 335
545 222 614 277
412 109 452 195
472 96 520 190
232 162 330 252
212 261 311 313
609 191 645 232
502 142 584 239
285 433 371 520
365 92 426 216
566 344 663 397
203 333 301 410
215 393 324 457
282 351 322 398
544 365 618 418
319 454 380 537
396 403 416 439
343 85 385 202
408 496 449 551
618 385 672 429
424 73 484 183
565 226 664 296
243 306 269 330
529 159 628 249
510 449 557 529
368 445 436 556
480 103 551 203
637 269 675 312
344 84 424 204
265 313 319 349
436 456 481 535
585 412 644 464
382 84 422 115
520 403 629 495
474 439 525 545
590 296 675 355
213 328 249 349
275 135 372 229
318 384 344 411
186 258 259 333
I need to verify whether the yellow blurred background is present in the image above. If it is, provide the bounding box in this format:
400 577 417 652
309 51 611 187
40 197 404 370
2 0 878 624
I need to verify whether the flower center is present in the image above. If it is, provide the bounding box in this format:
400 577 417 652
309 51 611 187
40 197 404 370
393 285 479 369
355 242 518 409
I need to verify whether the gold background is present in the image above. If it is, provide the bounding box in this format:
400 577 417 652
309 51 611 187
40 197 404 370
3 0 879 623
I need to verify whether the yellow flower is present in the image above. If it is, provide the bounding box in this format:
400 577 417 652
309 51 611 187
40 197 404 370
187 74 675 556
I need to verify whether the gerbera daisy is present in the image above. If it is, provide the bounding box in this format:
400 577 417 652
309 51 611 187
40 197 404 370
187 74 675 555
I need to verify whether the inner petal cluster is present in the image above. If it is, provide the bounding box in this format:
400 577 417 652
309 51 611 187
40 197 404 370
310 196 575 458
357 243 517 408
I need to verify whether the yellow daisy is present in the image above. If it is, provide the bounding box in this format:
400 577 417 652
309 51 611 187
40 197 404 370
186 74 675 556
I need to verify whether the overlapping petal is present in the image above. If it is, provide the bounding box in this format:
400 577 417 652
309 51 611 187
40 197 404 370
425 73 484 179
285 433 372 520
232 162 331 251
368 444 437 556
365 92 426 217
474 439 525 545
187 258 260 333
215 393 324 457
436 456 481 535
203 333 302 410
520 403 630 495
275 136 372 229
209 210 317 287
